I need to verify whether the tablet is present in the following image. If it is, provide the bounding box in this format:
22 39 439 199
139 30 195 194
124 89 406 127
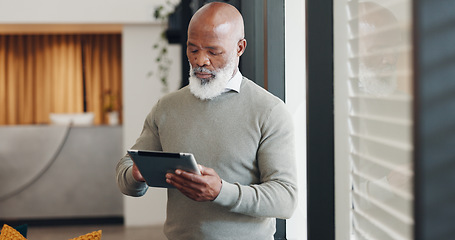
127 149 201 188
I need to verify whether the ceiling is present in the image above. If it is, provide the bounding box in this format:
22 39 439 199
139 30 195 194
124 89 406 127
0 24 123 34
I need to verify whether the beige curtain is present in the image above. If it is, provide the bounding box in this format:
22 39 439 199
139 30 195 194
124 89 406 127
0 34 121 125
83 34 122 125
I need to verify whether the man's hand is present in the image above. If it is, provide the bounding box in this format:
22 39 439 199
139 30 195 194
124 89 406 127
166 165 222 202
132 163 145 182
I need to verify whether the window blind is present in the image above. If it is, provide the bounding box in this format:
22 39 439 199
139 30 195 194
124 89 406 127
346 0 414 239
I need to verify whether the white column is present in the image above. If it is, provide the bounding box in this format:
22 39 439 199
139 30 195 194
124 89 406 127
285 0 307 239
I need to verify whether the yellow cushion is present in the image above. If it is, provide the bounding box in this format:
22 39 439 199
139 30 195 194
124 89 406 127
0 224 101 240
68 230 102 240
0 224 27 240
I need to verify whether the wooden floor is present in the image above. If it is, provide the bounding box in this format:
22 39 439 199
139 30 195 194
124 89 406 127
27 224 167 240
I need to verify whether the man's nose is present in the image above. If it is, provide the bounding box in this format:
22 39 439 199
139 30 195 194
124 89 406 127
195 53 210 67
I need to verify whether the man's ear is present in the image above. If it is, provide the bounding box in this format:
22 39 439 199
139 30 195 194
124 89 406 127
237 38 247 57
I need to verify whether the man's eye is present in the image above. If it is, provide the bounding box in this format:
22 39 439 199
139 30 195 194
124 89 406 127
210 51 221 56
191 50 198 53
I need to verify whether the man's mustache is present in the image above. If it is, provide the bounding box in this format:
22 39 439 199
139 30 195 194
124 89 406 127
192 67 216 75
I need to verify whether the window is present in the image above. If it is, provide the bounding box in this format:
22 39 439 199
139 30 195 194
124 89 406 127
335 0 414 239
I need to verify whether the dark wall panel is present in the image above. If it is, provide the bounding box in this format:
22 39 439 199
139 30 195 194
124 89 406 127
414 0 455 239
306 0 334 239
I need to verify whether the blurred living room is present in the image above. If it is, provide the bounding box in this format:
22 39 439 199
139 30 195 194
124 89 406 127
1 0 454 240
0 0 183 239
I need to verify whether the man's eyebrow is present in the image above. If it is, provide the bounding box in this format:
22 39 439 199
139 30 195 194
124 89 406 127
205 46 220 50
187 42 220 50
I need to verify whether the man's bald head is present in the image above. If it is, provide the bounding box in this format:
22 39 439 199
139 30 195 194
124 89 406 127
186 2 247 71
188 2 245 42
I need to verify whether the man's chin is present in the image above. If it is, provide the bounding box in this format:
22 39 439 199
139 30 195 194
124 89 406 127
188 58 236 100
189 75 225 100
198 77 213 85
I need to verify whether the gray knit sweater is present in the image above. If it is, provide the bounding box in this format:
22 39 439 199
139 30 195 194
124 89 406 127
116 77 297 240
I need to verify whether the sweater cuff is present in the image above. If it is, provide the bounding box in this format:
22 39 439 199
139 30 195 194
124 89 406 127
213 180 240 208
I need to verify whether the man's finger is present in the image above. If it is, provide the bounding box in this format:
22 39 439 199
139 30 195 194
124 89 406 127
166 175 204 199
198 165 218 176
167 172 201 189
174 169 205 184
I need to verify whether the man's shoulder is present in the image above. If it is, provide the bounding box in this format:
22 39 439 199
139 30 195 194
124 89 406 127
158 86 193 106
241 77 284 106
240 77 291 125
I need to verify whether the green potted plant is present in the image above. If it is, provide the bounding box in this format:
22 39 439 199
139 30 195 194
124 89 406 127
149 0 177 92
104 90 119 125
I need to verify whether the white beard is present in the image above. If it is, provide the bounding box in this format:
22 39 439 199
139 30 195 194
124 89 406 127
188 59 236 100
358 62 397 96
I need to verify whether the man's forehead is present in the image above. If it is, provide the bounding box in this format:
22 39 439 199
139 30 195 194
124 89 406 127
186 39 226 51
214 22 231 34
187 28 235 46
189 20 234 36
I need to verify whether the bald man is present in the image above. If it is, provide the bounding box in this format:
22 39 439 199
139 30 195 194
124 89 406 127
116 3 297 239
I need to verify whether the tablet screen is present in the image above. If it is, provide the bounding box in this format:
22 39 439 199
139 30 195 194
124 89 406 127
127 150 200 188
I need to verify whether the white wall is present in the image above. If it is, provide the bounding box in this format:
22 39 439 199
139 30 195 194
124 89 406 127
0 0 166 23
0 0 181 227
122 25 181 226
285 0 307 239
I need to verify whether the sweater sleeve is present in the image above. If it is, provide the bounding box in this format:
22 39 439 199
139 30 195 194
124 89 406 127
213 102 298 219
115 104 162 196
116 155 148 196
